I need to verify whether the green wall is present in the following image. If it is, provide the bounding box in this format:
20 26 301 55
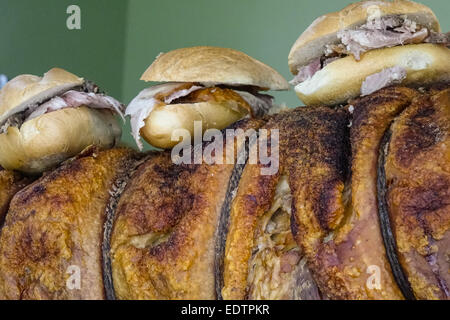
0 0 127 100
1 0 449 151
122 0 450 150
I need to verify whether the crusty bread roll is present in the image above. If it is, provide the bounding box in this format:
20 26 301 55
0 68 84 125
128 46 288 150
142 101 247 149
142 46 289 90
293 44 450 106
0 68 122 173
288 0 440 74
0 107 121 173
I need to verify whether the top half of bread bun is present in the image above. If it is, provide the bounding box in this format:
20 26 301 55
0 68 84 125
141 46 289 91
288 0 441 74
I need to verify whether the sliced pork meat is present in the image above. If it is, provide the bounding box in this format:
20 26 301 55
0 81 124 135
338 27 428 60
425 31 450 46
334 15 445 60
26 90 124 121
233 90 273 117
361 66 407 96
164 85 203 104
291 15 449 87
364 15 403 31
289 58 321 86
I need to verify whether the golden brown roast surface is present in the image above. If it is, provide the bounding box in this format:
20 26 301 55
0 148 137 300
222 87 439 300
290 87 422 300
110 119 265 300
221 107 347 300
382 88 450 299
0 169 31 225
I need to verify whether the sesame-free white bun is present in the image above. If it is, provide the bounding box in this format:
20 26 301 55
0 68 84 124
141 100 247 149
0 107 121 174
0 68 122 173
293 44 450 106
141 46 289 90
288 0 440 75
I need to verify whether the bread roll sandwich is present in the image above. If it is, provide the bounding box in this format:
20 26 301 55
288 0 450 106
126 46 288 150
0 68 123 174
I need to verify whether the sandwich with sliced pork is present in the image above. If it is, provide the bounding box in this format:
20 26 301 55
0 68 123 173
126 46 289 149
288 0 450 105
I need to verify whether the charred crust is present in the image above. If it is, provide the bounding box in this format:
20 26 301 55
393 96 443 167
400 177 449 220
282 107 350 232
350 87 417 137
0 148 135 300
121 154 197 235
14 184 46 206
110 119 266 299
315 178 344 232
383 87 450 299
0 171 33 228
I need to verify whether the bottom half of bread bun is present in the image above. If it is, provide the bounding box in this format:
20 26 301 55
0 107 122 174
294 44 450 106
141 100 248 149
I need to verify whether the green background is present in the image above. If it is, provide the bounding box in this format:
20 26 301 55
1 0 449 150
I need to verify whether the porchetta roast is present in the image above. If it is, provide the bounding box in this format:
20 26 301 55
0 0 448 300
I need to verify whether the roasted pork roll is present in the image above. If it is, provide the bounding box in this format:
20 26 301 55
0 85 447 301
222 87 443 300
379 87 450 299
0 148 138 300
291 87 418 300
221 107 348 300
109 118 265 299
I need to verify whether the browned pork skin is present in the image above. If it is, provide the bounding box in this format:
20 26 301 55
381 87 450 299
110 118 264 300
222 107 350 300
0 148 137 300
0 169 31 226
292 87 422 299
